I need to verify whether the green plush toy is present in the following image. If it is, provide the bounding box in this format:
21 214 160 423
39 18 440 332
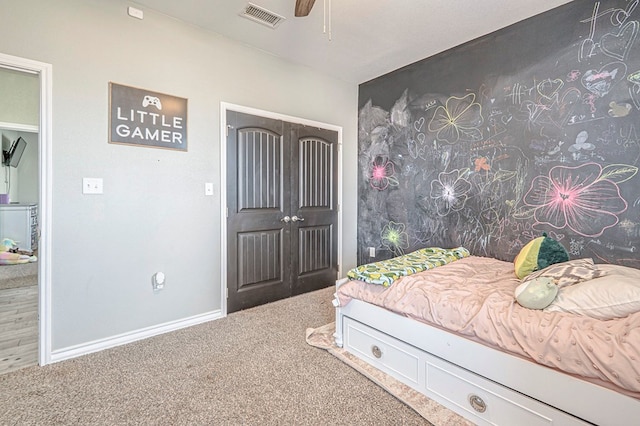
514 233 569 279
515 276 558 309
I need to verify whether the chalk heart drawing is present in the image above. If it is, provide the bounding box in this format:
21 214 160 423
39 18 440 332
581 62 627 97
501 114 512 125
601 21 639 61
408 133 428 159
414 117 425 132
612 0 638 27
537 79 564 101
580 38 597 61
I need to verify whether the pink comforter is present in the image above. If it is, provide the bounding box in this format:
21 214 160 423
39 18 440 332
337 256 640 397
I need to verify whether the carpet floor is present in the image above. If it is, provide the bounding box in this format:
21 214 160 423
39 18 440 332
0 286 446 425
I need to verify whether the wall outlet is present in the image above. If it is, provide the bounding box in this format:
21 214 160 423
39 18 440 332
368 247 376 257
82 177 103 194
152 272 165 291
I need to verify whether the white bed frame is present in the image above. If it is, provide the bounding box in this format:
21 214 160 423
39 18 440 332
334 279 640 426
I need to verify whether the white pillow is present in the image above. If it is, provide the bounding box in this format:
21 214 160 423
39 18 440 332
545 264 640 319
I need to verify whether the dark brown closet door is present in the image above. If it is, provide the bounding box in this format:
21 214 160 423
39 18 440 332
226 111 338 312
290 124 339 296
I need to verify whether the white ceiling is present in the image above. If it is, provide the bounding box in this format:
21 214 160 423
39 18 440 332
131 0 574 84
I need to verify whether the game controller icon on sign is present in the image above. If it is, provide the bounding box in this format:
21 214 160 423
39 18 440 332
142 95 162 110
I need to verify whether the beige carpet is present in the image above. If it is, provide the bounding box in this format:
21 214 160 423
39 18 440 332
306 323 471 426
0 286 442 425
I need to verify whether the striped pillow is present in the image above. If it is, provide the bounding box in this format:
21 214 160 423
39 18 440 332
522 258 603 288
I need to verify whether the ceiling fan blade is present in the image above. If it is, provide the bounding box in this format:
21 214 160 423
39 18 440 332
295 0 316 17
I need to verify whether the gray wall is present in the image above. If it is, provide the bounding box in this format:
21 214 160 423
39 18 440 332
0 67 39 203
0 0 358 351
0 67 39 126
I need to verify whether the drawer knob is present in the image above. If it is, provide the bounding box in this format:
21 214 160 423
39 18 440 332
468 394 487 413
371 345 382 358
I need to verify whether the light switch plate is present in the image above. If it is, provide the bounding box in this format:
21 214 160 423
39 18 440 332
83 178 103 194
205 182 214 196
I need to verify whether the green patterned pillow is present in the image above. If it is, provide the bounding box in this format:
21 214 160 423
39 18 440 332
347 246 470 287
514 233 569 279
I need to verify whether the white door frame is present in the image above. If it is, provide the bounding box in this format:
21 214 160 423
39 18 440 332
0 52 53 366
219 102 343 316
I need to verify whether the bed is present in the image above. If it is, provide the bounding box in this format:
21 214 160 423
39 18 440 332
333 249 640 425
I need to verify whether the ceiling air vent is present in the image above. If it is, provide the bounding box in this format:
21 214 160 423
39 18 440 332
240 3 286 29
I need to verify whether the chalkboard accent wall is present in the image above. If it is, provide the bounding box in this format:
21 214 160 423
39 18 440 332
357 0 640 267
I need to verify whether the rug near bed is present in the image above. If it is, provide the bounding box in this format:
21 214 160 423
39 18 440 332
305 323 472 426
0 262 38 290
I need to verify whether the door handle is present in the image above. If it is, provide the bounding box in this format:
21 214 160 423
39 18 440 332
280 216 291 223
291 215 305 222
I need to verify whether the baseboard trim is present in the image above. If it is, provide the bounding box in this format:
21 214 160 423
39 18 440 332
50 310 224 363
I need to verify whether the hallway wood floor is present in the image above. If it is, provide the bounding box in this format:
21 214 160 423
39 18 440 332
0 284 38 375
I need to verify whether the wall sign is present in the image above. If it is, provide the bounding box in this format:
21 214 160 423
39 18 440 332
109 82 187 151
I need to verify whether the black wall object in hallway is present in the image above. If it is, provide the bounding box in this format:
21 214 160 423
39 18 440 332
357 0 640 267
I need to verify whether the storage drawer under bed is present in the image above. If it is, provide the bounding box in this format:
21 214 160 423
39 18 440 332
342 316 588 426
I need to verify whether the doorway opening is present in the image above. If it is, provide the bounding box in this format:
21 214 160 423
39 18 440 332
0 52 53 372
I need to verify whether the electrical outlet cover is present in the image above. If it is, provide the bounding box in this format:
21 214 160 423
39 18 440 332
83 178 103 194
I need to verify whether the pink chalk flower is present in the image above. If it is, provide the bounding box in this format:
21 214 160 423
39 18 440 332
523 163 627 237
370 157 399 191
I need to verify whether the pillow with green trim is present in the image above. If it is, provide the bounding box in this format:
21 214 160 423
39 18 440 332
514 233 569 279
515 276 558 309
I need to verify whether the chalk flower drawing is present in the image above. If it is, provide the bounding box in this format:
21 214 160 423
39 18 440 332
430 169 472 216
381 221 409 256
428 93 483 144
369 156 399 190
523 163 629 237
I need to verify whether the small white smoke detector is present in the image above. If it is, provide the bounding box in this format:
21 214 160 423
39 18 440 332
128 6 144 20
